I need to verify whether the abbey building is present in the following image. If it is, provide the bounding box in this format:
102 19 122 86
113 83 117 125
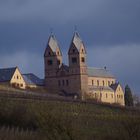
44 32 125 106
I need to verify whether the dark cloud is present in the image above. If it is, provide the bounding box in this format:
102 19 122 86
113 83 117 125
0 0 140 94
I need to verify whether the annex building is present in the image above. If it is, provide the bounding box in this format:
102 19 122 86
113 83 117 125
44 32 125 106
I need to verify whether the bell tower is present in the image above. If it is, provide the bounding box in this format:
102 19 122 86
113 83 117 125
44 34 62 91
68 32 88 98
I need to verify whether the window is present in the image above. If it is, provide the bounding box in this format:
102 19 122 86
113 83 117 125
103 81 105 86
48 52 51 55
57 52 59 55
47 60 53 65
66 80 69 86
108 81 110 86
97 80 99 86
100 93 102 98
57 60 60 65
111 94 113 98
106 93 108 98
82 49 84 53
20 84 23 87
17 76 19 79
62 80 65 86
58 80 61 86
81 57 85 63
73 49 75 53
72 57 77 63
92 80 94 85
95 93 97 98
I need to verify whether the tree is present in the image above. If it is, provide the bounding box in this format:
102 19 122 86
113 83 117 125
124 85 134 106
133 94 140 108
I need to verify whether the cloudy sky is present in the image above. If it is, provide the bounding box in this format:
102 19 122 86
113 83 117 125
0 0 140 95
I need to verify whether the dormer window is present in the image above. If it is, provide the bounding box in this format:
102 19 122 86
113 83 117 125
48 52 51 55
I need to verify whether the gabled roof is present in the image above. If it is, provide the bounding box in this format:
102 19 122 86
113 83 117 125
22 73 44 86
0 67 17 82
59 64 69 72
110 83 119 91
45 34 61 54
69 32 85 52
87 67 115 78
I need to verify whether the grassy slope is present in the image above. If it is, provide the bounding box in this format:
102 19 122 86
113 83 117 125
0 97 140 140
0 86 140 140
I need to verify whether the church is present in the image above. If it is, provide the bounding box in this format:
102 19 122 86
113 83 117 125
44 32 125 106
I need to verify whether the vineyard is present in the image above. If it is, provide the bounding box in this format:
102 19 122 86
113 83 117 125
0 86 140 140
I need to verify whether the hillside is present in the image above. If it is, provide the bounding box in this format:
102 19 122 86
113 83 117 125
0 87 140 140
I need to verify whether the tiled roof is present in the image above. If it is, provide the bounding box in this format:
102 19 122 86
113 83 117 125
70 32 84 51
22 73 44 86
59 64 69 72
110 83 119 91
89 85 114 92
87 67 115 78
0 67 17 82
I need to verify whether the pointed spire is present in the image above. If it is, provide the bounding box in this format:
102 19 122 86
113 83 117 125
70 31 83 51
47 33 60 53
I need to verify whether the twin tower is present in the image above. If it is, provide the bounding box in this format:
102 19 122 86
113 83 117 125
44 32 88 96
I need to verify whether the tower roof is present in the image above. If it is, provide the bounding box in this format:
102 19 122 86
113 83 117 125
46 34 61 54
70 31 85 52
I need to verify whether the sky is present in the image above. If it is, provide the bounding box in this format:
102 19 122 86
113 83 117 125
0 0 140 95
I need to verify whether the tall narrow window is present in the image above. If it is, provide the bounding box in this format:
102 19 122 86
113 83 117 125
62 80 65 86
92 80 94 85
58 80 61 86
97 80 99 86
57 60 60 65
111 94 113 98
81 57 85 63
66 80 69 86
108 81 110 86
106 93 108 98
95 93 97 98
103 81 105 86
